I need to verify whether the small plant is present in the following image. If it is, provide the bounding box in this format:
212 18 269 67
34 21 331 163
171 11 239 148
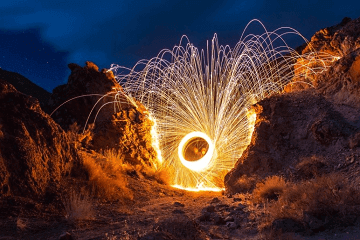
253 175 287 202
16 218 27 231
62 189 94 222
232 175 258 193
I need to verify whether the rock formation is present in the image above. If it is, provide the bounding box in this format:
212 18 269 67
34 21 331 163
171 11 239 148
0 79 79 200
226 17 360 194
48 61 158 168
48 61 121 131
285 17 360 92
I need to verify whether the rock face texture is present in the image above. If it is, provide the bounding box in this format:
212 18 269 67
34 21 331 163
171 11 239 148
226 17 360 194
0 80 79 199
285 17 360 92
225 91 358 193
302 17 360 57
92 104 158 167
48 61 121 131
49 61 158 168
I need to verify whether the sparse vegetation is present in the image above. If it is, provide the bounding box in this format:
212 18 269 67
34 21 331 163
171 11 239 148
232 175 258 193
80 151 133 202
62 189 94 222
16 218 27 231
253 176 287 203
248 173 360 231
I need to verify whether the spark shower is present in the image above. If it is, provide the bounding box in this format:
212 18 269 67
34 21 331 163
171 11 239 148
111 20 336 191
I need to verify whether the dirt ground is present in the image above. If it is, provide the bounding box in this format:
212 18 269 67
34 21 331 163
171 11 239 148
1 176 360 240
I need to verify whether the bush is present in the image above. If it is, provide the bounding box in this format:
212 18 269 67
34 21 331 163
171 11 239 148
80 151 133 202
231 175 258 193
253 173 360 231
62 189 94 222
253 176 287 202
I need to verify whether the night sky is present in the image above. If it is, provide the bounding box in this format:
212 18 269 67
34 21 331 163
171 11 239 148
1 0 360 92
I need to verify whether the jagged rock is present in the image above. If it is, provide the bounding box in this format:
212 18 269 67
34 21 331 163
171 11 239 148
225 90 356 194
48 61 121 131
0 80 79 199
48 62 158 168
155 215 206 240
304 17 360 57
285 17 360 92
173 201 185 207
91 104 158 167
210 197 220 204
316 48 360 108
226 221 237 229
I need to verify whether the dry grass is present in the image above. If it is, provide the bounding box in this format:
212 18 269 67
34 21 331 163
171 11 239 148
232 175 258 193
253 176 287 203
249 173 360 231
62 189 94 222
295 156 328 180
16 218 27 231
81 150 133 202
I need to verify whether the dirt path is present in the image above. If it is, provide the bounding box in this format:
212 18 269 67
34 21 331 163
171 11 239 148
1 183 359 240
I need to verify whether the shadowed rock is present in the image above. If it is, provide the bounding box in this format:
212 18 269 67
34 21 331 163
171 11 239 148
0 68 51 109
225 90 356 194
285 16 360 91
226 17 360 194
0 79 79 199
48 61 121 131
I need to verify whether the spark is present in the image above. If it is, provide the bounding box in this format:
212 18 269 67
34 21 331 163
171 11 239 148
110 20 337 191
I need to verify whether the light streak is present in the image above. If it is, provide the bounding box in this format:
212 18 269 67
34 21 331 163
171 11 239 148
110 20 337 191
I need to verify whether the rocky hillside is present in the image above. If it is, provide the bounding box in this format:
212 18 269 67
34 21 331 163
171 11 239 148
225 17 360 193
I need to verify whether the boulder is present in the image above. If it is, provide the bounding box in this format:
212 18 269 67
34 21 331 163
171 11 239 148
225 90 356 193
0 79 79 200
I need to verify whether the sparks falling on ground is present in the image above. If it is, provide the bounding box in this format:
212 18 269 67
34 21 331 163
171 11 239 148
111 20 337 191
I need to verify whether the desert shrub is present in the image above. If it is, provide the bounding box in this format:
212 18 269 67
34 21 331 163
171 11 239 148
253 175 287 203
231 175 258 193
295 156 328 180
80 151 133 202
16 218 27 231
101 148 172 185
132 163 173 185
255 173 360 231
62 188 94 222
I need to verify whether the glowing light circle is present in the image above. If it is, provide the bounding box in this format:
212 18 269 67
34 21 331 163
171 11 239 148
178 132 214 172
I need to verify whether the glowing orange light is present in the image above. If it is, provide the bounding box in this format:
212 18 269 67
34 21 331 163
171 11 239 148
178 132 214 172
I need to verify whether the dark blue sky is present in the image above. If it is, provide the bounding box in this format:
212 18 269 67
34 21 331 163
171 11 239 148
0 0 359 92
